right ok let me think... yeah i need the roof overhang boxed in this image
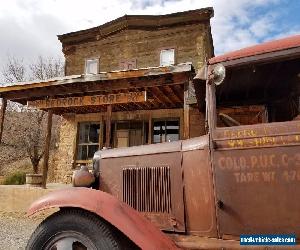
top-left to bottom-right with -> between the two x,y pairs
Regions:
209,34 -> 300,68
0,63 -> 193,114
58,8 -> 214,45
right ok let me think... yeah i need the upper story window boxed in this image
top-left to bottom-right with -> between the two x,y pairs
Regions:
119,59 -> 137,70
160,49 -> 175,66
85,58 -> 99,74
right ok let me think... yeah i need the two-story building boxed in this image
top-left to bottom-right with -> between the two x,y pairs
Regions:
0,8 -> 214,183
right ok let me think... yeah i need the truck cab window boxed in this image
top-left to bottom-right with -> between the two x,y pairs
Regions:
215,57 -> 300,127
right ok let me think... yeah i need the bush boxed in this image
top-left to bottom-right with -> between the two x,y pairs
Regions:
3,171 -> 26,185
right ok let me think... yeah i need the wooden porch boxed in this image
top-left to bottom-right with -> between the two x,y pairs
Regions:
0,63 -> 196,185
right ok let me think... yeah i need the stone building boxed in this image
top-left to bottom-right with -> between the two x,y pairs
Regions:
0,8 -> 214,183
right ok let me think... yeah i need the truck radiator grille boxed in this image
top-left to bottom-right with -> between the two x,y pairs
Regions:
122,166 -> 172,213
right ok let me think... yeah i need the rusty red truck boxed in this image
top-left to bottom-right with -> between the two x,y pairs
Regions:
26,35 -> 300,249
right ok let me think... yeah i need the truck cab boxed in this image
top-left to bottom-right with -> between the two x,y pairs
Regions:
27,34 -> 300,249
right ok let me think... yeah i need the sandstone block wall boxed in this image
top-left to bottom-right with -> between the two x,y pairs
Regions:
64,24 -> 212,75
190,107 -> 206,137
51,114 -> 77,183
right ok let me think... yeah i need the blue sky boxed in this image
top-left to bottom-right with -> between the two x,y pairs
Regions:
0,0 -> 299,73
244,1 -> 300,41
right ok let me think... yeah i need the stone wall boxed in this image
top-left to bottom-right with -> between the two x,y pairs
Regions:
65,24 -> 212,75
189,107 -> 206,138
51,114 -> 77,183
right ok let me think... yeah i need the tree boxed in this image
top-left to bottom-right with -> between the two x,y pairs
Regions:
29,56 -> 64,80
1,55 -> 64,174
2,56 -> 26,83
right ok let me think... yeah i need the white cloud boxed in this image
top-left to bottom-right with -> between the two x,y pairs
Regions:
0,0 -> 298,79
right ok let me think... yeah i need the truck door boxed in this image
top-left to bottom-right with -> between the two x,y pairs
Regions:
209,57 -> 300,238
213,122 -> 300,237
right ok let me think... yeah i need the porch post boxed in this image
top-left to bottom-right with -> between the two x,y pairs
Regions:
183,81 -> 190,139
42,110 -> 53,189
148,113 -> 152,144
99,115 -> 104,150
105,105 -> 112,148
0,98 -> 7,144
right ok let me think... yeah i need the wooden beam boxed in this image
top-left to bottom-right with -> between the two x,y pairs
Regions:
183,82 -> 190,139
142,87 -> 159,109
163,85 -> 183,108
145,87 -> 167,109
147,98 -> 160,109
0,63 -> 192,94
165,85 -> 183,103
99,115 -> 104,150
28,91 -> 147,109
152,87 -> 176,108
105,105 -> 112,148
148,113 -> 152,144
123,88 -> 151,110
172,84 -> 184,102
0,98 -> 7,144
4,74 -> 189,102
42,110 -> 53,189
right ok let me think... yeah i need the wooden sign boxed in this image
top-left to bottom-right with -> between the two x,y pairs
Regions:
27,91 -> 147,109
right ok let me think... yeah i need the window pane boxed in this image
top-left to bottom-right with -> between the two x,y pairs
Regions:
117,122 -> 129,130
153,119 -> 179,143
78,123 -> 89,143
77,145 -> 87,160
86,59 -> 98,74
153,121 -> 165,143
130,121 -> 143,130
77,122 -> 101,160
160,49 -> 175,66
144,122 -> 149,144
89,124 -> 100,143
166,120 -> 179,142
88,145 -> 99,159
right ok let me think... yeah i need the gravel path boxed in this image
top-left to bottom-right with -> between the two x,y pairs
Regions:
0,212 -> 43,250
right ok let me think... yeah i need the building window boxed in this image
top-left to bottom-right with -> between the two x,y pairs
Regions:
153,119 -> 180,143
77,122 -> 100,160
160,49 -> 175,66
119,59 -> 137,70
113,121 -> 148,148
85,58 -> 99,74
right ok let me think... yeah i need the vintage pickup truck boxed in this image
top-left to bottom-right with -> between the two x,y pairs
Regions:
26,35 -> 300,249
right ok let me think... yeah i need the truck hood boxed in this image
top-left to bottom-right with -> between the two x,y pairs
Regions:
95,135 -> 208,159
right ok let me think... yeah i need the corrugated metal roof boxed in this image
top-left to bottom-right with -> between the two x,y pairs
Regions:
0,75 -> 82,88
0,63 -> 192,93
209,34 -> 300,65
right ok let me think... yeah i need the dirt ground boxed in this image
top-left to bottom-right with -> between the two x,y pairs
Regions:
0,212 -> 43,250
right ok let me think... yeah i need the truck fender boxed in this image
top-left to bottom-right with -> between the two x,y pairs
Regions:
28,187 -> 178,250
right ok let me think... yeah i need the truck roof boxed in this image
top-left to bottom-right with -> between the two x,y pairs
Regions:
209,34 -> 300,65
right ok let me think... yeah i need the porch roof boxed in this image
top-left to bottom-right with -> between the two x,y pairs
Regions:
209,34 -> 300,66
0,63 -> 193,114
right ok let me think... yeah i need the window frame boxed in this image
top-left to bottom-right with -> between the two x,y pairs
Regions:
152,118 -> 180,144
76,122 -> 101,161
159,48 -> 176,67
85,57 -> 100,75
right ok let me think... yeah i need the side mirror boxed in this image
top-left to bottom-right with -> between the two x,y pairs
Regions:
211,63 -> 226,86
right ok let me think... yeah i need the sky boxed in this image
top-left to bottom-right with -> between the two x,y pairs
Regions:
0,0 -> 299,77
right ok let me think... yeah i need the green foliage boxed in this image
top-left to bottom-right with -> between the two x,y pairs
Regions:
3,171 -> 26,185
